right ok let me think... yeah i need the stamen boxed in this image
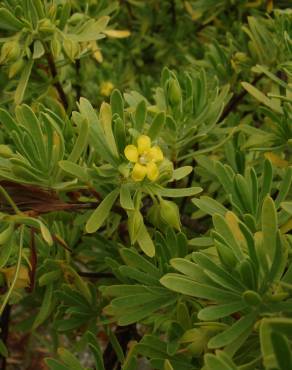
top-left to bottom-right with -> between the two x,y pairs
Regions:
139,155 -> 148,165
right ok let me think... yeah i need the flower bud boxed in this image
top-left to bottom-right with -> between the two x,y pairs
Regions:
158,159 -> 174,182
51,38 -> 61,59
147,203 -> 162,228
180,328 -> 207,356
68,13 -> 85,25
160,199 -> 181,231
0,40 -> 20,64
242,290 -> 262,307
63,38 -> 80,61
168,78 -> 182,106
38,18 -> 55,34
0,144 -> 13,158
8,59 -> 24,78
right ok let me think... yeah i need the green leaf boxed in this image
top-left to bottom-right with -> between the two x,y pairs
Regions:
281,201 -> 292,215
136,222 -> 155,257
253,64 -> 292,93
120,184 -> 134,210
0,224 -> 13,245
86,189 -> 119,233
164,360 -> 174,370
198,301 -> 246,321
192,252 -> 245,292
45,358 -> 70,370
213,214 -> 244,261
275,167 -> 292,208
0,237 -> 14,269
192,196 -> 227,216
57,348 -> 84,370
78,98 -> 117,165
172,166 -> 192,181
156,186 -> 202,198
189,236 -> 213,249
67,118 -> 89,163
58,161 -> 88,182
100,102 -> 119,157
11,216 -> 53,245
120,248 -> 161,277
127,209 -> 143,244
260,159 -> 273,202
205,353 -> 236,370
170,258 -> 207,281
107,329 -> 125,362
134,99 -> 147,132
33,284 -> 54,329
39,270 -> 61,286
33,40 -> 45,59
262,196 -> 277,266
241,82 -> 283,114
70,17 -> 109,42
111,89 -> 124,121
271,332 -> 292,370
208,313 -> 255,349
59,2 -> 71,30
0,8 -> 23,31
87,331 -> 105,370
148,112 -> 165,139
160,274 -> 240,302
14,59 -> 34,105
15,104 -> 46,162
118,296 -> 174,325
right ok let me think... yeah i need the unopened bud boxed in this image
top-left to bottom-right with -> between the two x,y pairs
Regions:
168,78 -> 182,106
0,41 -> 20,64
160,199 -> 181,230
0,144 -> 13,158
8,58 -> 24,78
51,38 -> 61,59
63,38 -> 80,61
38,18 -> 55,34
242,290 -> 262,306
147,203 -> 161,228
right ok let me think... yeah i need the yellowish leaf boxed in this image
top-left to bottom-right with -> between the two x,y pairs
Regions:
264,152 -> 289,168
225,211 -> 245,243
104,30 -> 131,38
280,218 -> 292,234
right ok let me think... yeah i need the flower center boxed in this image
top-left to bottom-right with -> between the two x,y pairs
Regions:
139,153 -> 149,165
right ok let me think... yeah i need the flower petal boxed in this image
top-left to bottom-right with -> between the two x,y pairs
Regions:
148,146 -> 164,162
137,135 -> 151,154
132,163 -> 147,181
146,162 -> 159,181
124,145 -> 138,162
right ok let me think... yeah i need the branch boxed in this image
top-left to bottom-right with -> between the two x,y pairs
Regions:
77,271 -> 114,279
28,229 -> 37,293
0,305 -> 10,370
220,73 -> 264,121
45,49 -> 68,110
181,214 -> 209,234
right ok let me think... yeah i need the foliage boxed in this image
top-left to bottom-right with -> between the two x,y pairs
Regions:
0,0 -> 291,369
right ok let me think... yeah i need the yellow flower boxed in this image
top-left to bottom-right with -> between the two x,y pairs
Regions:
100,81 -> 114,97
124,135 -> 164,182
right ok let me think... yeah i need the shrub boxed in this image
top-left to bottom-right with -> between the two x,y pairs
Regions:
0,1 -> 291,369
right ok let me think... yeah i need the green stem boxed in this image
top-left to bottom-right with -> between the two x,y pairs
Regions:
0,225 -> 24,316
0,185 -> 21,215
